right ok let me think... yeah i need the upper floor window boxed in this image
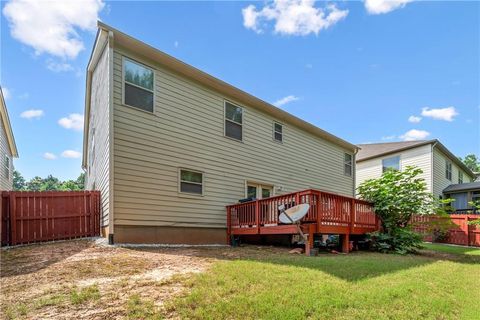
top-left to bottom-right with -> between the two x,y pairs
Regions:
445,160 -> 452,181
179,169 -> 204,195
458,171 -> 463,184
123,58 -> 154,112
4,155 -> 10,180
344,153 -> 352,177
224,101 -> 243,141
273,122 -> 283,142
382,156 -> 400,173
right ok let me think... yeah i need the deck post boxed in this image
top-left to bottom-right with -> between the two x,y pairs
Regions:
316,191 -> 321,233
255,200 -> 260,234
305,224 -> 315,256
341,233 -> 350,253
227,206 -> 231,245
350,198 -> 355,234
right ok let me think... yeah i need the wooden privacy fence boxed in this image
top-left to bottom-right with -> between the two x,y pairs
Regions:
411,214 -> 480,247
1,191 -> 100,246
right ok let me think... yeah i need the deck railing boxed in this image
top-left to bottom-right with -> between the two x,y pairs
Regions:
226,189 -> 377,235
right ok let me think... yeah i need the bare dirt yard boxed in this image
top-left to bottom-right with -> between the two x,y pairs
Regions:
0,239 -> 267,319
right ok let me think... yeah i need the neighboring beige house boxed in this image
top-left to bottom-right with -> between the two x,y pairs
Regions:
356,140 -> 476,210
0,87 -> 19,190
82,22 -> 359,245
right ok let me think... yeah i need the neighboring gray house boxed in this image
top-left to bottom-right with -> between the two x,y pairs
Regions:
82,22 -> 359,245
356,140 -> 476,211
0,86 -> 18,190
443,182 -> 480,213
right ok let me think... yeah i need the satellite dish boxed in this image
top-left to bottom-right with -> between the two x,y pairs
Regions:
279,204 -> 310,224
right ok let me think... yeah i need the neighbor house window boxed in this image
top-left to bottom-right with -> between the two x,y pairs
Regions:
344,153 -> 352,177
179,169 -> 204,195
123,58 -> 154,112
4,155 -> 10,180
224,101 -> 243,141
458,171 -> 463,184
273,122 -> 283,142
382,156 -> 400,172
445,160 -> 452,181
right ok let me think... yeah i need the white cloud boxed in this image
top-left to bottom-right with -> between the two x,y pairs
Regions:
20,109 -> 44,119
399,129 -> 430,141
381,135 -> 395,141
58,113 -> 84,131
274,95 -> 300,107
421,106 -> 458,122
61,150 -> 81,159
46,59 -> 74,72
2,87 -> 11,100
174,41 -> 179,48
242,0 -> 348,36
3,0 -> 104,59
364,0 -> 413,15
43,152 -> 57,160
408,115 -> 422,123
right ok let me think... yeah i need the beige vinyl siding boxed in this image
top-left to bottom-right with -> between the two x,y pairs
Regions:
432,147 -> 472,198
86,43 -> 110,226
356,144 -> 432,193
0,116 -> 13,190
112,47 -> 354,229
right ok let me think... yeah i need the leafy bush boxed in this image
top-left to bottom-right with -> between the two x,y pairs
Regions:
358,166 -> 434,254
367,229 -> 423,254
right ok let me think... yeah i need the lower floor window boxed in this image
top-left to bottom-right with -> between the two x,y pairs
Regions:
179,169 -> 204,195
246,183 -> 273,199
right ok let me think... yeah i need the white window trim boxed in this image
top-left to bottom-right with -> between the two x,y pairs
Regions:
224,100 -> 244,142
244,180 -> 275,199
458,171 -> 463,184
344,153 -> 353,177
4,155 -> 10,181
273,121 -> 283,143
382,155 -> 400,172
122,56 -> 156,113
445,160 -> 452,181
178,168 -> 205,197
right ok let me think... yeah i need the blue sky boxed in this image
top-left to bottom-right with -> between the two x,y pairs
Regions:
1,0 -> 479,181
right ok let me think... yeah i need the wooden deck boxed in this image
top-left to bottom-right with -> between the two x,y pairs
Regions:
226,189 -> 379,254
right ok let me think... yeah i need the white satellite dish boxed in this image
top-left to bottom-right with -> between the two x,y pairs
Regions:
278,204 -> 311,245
279,204 -> 310,224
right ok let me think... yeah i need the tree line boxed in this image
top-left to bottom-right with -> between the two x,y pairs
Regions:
13,171 -> 85,191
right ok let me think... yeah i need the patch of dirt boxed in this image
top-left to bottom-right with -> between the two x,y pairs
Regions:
0,239 -> 291,319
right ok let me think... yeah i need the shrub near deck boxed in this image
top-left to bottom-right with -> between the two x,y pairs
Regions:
168,249 -> 480,320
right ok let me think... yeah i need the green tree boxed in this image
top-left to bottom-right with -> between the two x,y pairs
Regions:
76,172 -> 85,190
459,154 -> 480,173
26,176 -> 44,191
13,170 -> 26,191
357,166 -> 433,254
40,175 -> 61,191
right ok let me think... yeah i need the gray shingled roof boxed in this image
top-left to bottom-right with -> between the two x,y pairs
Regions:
357,140 -> 432,161
443,182 -> 480,193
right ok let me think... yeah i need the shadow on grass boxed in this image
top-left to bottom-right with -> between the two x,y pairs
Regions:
126,242 -> 479,282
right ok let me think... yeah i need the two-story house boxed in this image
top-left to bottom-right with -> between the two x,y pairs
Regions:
0,87 -> 18,190
356,140 -> 477,211
82,22 -> 359,245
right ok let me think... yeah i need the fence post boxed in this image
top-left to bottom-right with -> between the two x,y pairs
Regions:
10,192 -> 16,246
465,215 -> 469,246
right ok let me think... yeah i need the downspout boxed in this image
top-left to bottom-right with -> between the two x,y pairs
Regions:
353,147 -> 359,197
431,141 -> 438,197
108,30 -> 115,245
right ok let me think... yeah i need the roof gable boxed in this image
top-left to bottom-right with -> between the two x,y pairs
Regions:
90,21 -> 357,154
0,87 -> 18,157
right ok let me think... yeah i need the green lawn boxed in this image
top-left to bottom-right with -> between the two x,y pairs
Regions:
422,242 -> 480,256
168,245 -> 480,320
